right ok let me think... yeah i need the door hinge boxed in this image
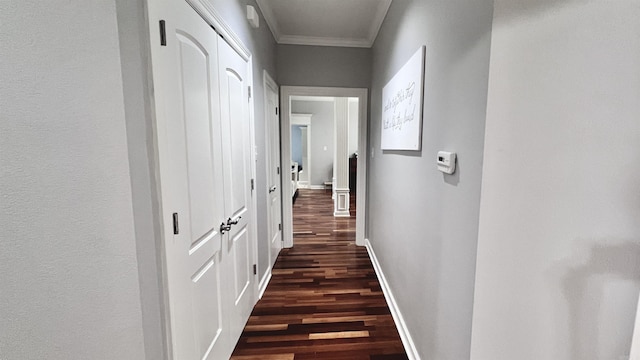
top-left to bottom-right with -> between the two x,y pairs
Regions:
276,166 -> 280,175
172,212 -> 179,234
278,223 -> 282,231
159,20 -> 167,46
253,264 -> 257,275
248,86 -> 252,100
251,178 -> 255,191
275,107 -> 278,115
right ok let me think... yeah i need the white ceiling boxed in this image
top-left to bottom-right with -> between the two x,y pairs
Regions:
255,0 -> 392,48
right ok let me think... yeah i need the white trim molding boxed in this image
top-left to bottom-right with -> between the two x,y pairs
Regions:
278,35 -> 372,48
367,0 -> 393,47
365,239 -> 420,360
333,188 -> 351,217
291,113 -> 312,125
281,86 -> 368,248
186,0 -> 251,60
255,0 -> 392,48
254,0 -> 281,42
258,269 -> 272,300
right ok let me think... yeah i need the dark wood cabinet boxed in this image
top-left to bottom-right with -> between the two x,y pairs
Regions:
349,157 -> 357,193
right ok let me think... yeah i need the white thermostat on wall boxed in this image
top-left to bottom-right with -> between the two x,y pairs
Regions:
437,151 -> 456,174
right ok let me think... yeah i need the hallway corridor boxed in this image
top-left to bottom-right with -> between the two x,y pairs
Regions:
231,189 -> 407,359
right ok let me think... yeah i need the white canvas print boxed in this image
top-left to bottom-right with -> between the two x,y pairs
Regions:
381,46 -> 425,150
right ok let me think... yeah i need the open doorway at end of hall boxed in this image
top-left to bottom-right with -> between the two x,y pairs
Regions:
280,86 -> 368,249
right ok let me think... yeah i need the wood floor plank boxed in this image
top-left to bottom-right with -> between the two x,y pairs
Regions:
308,330 -> 370,340
231,189 -> 408,359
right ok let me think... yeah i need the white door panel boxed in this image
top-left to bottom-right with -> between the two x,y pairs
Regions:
148,0 -> 256,359
231,225 -> 251,303
190,256 -> 223,359
223,70 -> 250,219
218,37 -> 256,344
266,82 -> 282,266
160,10 -> 228,360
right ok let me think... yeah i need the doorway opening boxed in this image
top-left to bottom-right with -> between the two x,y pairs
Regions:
280,86 -> 368,248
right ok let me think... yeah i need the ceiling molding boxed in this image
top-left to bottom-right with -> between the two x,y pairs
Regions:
279,35 -> 371,48
367,0 -> 392,46
255,0 -> 282,42
254,0 -> 392,48
186,0 -> 251,60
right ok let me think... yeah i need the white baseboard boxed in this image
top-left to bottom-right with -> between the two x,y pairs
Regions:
364,238 -> 420,360
309,185 -> 325,190
258,269 -> 272,299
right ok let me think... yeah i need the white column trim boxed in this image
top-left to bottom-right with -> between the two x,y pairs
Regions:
333,98 -> 350,217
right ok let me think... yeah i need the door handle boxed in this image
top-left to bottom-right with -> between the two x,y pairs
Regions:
227,216 -> 241,226
220,222 -> 231,235
269,185 -> 277,193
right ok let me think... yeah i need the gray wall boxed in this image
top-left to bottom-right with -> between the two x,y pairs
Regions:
470,1 -> 640,359
207,0 -> 278,284
0,1 -> 146,358
367,0 -> 493,359
278,45 -> 371,88
292,100 -> 335,186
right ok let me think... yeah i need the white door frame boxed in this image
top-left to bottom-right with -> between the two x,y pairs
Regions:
290,113 -> 312,188
149,1 -> 258,357
261,69 -> 280,297
300,125 -> 311,188
281,86 -> 368,248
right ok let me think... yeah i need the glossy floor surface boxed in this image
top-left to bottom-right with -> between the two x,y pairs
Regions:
231,189 -> 408,359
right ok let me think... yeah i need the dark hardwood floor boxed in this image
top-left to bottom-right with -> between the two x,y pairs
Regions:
231,189 -> 408,360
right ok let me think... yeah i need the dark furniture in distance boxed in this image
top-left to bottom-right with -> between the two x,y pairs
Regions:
349,156 -> 357,193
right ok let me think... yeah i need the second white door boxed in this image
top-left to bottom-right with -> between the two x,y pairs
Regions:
265,77 -> 282,267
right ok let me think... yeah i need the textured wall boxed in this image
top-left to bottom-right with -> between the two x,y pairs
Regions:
367,0 -> 493,358
0,1 -> 146,358
471,1 -> 640,359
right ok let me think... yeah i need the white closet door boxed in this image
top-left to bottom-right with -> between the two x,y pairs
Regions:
148,0 -> 237,359
217,38 -> 257,342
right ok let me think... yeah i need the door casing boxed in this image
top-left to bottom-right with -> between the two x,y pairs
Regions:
280,86 -> 369,248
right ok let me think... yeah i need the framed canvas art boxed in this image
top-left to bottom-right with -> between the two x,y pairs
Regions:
381,46 -> 425,151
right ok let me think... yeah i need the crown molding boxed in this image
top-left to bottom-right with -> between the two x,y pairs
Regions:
368,0 -> 392,46
254,0 -> 393,48
186,0 -> 251,60
255,0 -> 281,42
278,35 -> 371,48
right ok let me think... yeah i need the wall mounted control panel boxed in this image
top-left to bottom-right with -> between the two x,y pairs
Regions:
437,151 -> 456,174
